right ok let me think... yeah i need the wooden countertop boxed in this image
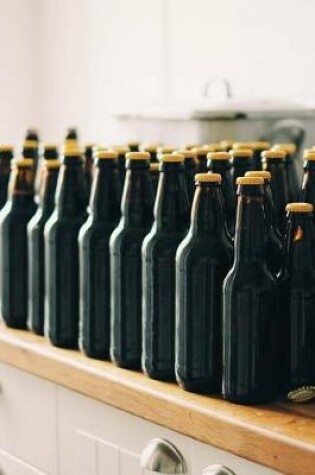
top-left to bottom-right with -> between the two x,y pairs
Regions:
0,324 -> 314,474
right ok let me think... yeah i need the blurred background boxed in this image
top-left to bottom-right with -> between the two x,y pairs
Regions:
2,0 -> 315,143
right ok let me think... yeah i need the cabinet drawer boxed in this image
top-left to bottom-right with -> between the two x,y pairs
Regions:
0,363 -> 57,474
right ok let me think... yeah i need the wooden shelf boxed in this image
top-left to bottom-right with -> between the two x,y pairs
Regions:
0,323 -> 314,474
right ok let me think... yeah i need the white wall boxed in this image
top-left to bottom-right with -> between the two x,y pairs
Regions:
1,0 -> 315,144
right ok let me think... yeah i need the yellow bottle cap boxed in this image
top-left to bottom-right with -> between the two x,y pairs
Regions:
97,150 -> 119,159
161,153 -> 184,163
195,173 -> 221,183
126,151 -> 150,160
207,152 -> 230,161
127,140 -> 140,147
0,144 -> 13,152
44,143 -> 58,150
44,159 -> 61,169
157,146 -> 176,154
23,140 -> 38,149
272,143 -> 296,155
63,145 -> 83,157
233,142 -> 255,150
261,150 -> 286,160
245,170 -> 271,180
150,163 -> 159,172
251,141 -> 271,150
173,150 -> 197,159
285,202 -> 313,213
13,158 -> 34,168
303,150 -> 315,161
229,149 -> 253,158
140,143 -> 161,153
236,176 -> 264,185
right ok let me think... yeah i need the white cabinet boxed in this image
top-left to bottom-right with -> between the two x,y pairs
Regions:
0,449 -> 46,475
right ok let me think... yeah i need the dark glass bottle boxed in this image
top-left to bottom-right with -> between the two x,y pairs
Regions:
220,140 -> 234,152
65,127 -> 78,141
23,140 -> 39,178
84,144 -> 94,196
278,203 -> 315,392
45,146 -> 88,348
177,150 -> 198,204
142,153 -> 190,381
141,144 -> 159,163
207,151 -> 235,236
230,148 -> 254,190
0,145 -> 14,209
176,173 -> 233,393
262,150 -> 289,234
25,129 -> 39,143
110,151 -> 154,369
272,143 -> 300,203
128,141 -> 140,152
222,176 -> 279,405
112,146 -> 130,185
79,151 -> 121,359
157,146 -> 176,162
150,163 -> 159,198
193,147 -> 210,173
245,170 -> 283,276
35,144 -> 59,197
27,159 -> 60,335
301,150 -> 315,207
251,141 -> 270,170
0,158 -> 37,328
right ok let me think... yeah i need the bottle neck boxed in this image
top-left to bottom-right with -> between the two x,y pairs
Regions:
283,213 -> 314,273
0,153 -> 13,176
264,180 -> 277,231
154,162 -> 190,232
121,160 -> 153,227
208,159 -> 231,174
39,168 -> 59,216
190,183 -> 228,237
90,160 -> 121,223
234,186 -> 266,266
9,166 -> 35,207
55,157 -> 88,219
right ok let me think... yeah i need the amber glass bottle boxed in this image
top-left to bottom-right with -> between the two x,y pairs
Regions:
272,143 -> 300,203
230,148 -> 254,190
0,145 -> 14,209
84,144 -> 95,196
222,176 -> 279,404
28,159 -> 60,335
142,153 -> 190,381
79,150 -> 121,359
278,203 -> 315,392
301,150 -> 315,207
176,173 -> 233,393
245,170 -> 283,275
175,150 -> 198,204
45,145 -> 88,348
110,152 -> 154,369
262,150 -> 289,234
207,151 -> 235,236
251,141 -> 270,170
0,158 -> 37,328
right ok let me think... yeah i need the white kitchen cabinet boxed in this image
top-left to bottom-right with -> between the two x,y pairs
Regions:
0,449 -> 46,475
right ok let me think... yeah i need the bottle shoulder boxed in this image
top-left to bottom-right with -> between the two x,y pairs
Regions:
224,263 -> 276,292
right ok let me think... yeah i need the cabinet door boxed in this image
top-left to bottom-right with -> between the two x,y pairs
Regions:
0,363 -> 57,475
0,448 -> 46,475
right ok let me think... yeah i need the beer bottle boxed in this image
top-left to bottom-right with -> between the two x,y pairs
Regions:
222,176 -> 279,404
193,146 -> 213,173
272,143 -> 300,202
110,151 -> 154,369
65,127 -> 78,141
0,158 -> 37,329
246,170 -> 283,275
0,145 -> 14,209
27,159 -> 60,335
230,148 -> 254,190
142,153 -> 190,381
262,150 -> 289,234
278,203 -> 315,393
175,173 -> 233,393
150,163 -> 159,198
207,151 -> 235,236
35,144 -> 59,197
111,145 -> 130,185
251,141 -> 271,170
175,149 -> 198,204
45,145 -> 88,348
128,141 -> 140,152
25,128 -> 39,143
157,146 -> 176,162
84,144 -> 94,195
140,144 -> 159,163
79,150 -> 121,359
301,150 -> 315,207
22,139 -> 39,177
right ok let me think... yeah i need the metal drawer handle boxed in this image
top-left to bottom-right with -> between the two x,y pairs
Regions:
202,465 -> 236,475
140,438 -> 188,474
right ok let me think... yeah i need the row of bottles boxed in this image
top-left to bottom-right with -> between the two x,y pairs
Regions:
0,132 -> 314,406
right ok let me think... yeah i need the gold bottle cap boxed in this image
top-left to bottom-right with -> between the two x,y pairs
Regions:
236,176 -> 264,185
161,153 -> 184,163
126,151 -> 150,161
111,145 -> 130,154
0,144 -> 13,152
174,150 -> 197,159
207,151 -> 230,161
13,158 -> 34,168
97,150 -> 118,159
127,140 -> 140,147
192,146 -> 208,156
229,149 -> 253,158
287,386 -> 315,403
140,143 -> 161,153
272,143 -> 296,155
261,150 -> 286,160
303,150 -> 315,161
44,143 -> 58,150
44,159 -> 61,169
245,170 -> 271,180
63,145 -> 83,157
251,141 -> 271,150
157,146 -> 176,154
195,173 -> 221,183
220,140 -> 234,149
150,163 -> 159,172
23,140 -> 38,149
232,142 -> 255,150
285,202 -> 313,213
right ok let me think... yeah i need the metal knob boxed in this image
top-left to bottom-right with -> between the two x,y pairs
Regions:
202,465 -> 236,475
140,438 -> 188,474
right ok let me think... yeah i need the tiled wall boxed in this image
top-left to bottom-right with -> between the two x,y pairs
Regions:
2,0 -> 315,143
